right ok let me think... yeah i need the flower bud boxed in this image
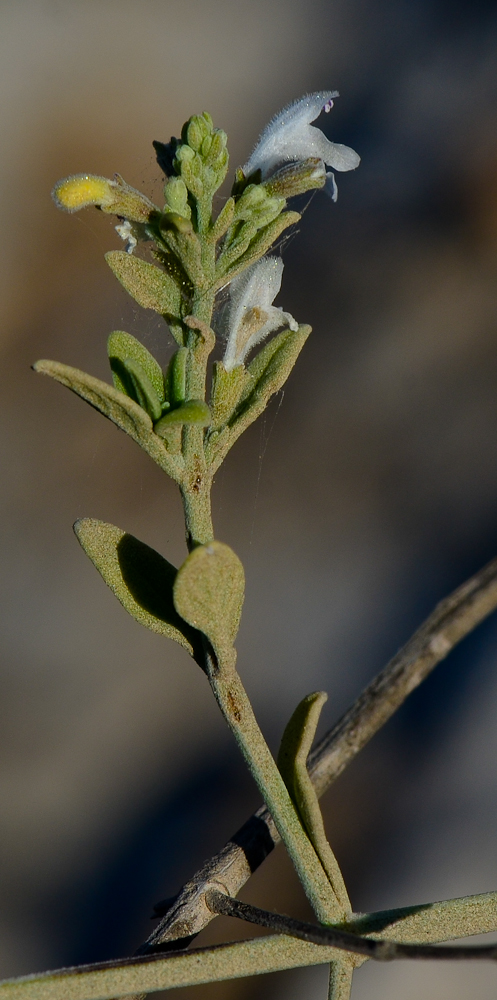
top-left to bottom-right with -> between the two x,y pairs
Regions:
164,177 -> 191,219
263,157 -> 327,198
52,173 -> 158,223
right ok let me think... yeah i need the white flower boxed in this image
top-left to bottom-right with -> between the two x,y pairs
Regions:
221,257 -> 298,372
243,92 -> 360,202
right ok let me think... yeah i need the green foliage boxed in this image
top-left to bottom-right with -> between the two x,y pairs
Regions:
215,210 -> 301,286
206,325 -> 311,471
173,541 -> 245,660
209,361 -> 250,431
105,251 -> 182,318
107,330 -> 164,400
37,103 -> 368,1000
262,157 -> 327,198
74,519 -> 204,662
164,347 -> 188,407
278,692 -> 350,912
34,358 -> 154,439
32,359 -> 184,482
173,112 -> 229,212
154,399 -> 211,434
117,358 -> 163,422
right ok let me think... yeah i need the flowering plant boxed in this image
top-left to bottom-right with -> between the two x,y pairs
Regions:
3,92 -> 497,1000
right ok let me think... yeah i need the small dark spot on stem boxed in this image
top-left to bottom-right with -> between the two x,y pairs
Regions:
192,475 -> 202,493
228,690 -> 242,722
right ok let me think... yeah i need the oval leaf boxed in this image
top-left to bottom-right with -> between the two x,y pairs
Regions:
173,541 -> 245,654
74,518 -> 203,663
107,330 -> 164,400
105,251 -> 181,317
120,358 -> 163,422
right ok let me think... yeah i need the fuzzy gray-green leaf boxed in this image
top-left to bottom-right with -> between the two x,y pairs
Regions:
206,326 -> 310,472
117,359 -> 163,421
215,211 -> 300,287
154,399 -> 211,434
74,518 -> 203,661
278,691 -> 350,912
33,358 -> 184,482
33,358 -> 154,439
107,330 -> 164,399
105,250 -> 181,317
173,541 -> 245,656
209,361 -> 250,431
164,347 -> 188,407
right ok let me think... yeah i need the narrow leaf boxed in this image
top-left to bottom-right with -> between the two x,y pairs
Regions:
206,326 -> 310,472
107,330 -> 164,400
173,541 -> 245,657
105,250 -> 181,317
209,361 -> 250,431
235,324 -> 310,423
278,692 -> 349,912
74,519 -> 203,662
215,211 -> 301,287
33,359 -> 153,439
164,347 -> 188,407
119,359 -> 163,421
210,196 -> 235,242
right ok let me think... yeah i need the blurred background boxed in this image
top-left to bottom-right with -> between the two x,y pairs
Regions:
1,1 -> 497,997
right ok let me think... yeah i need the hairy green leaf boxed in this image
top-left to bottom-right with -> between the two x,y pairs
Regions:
118,359 -> 163,421
164,347 -> 188,407
33,358 -> 153,438
209,362 -> 250,431
173,541 -> 244,657
105,251 -> 181,317
215,211 -> 300,287
107,330 -> 164,399
74,519 -> 203,662
278,692 -> 349,912
33,359 -> 183,482
206,326 -> 310,472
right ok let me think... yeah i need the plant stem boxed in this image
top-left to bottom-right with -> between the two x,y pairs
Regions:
328,960 -> 354,1000
178,235 -> 346,920
205,890 -> 497,962
205,653 -> 346,924
180,475 -> 214,549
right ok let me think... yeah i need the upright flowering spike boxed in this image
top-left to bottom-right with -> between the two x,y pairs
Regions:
221,257 -> 298,372
242,92 -> 360,202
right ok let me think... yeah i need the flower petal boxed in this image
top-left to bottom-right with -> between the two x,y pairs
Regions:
243,89 -> 358,182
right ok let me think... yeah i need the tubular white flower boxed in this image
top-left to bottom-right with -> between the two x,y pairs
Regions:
221,257 -> 298,372
243,92 -> 360,202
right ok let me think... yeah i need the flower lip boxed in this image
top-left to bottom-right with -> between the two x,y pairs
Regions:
242,91 -> 360,182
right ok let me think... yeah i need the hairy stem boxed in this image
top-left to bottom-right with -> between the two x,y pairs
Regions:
205,890 -> 497,962
206,653 -> 346,924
